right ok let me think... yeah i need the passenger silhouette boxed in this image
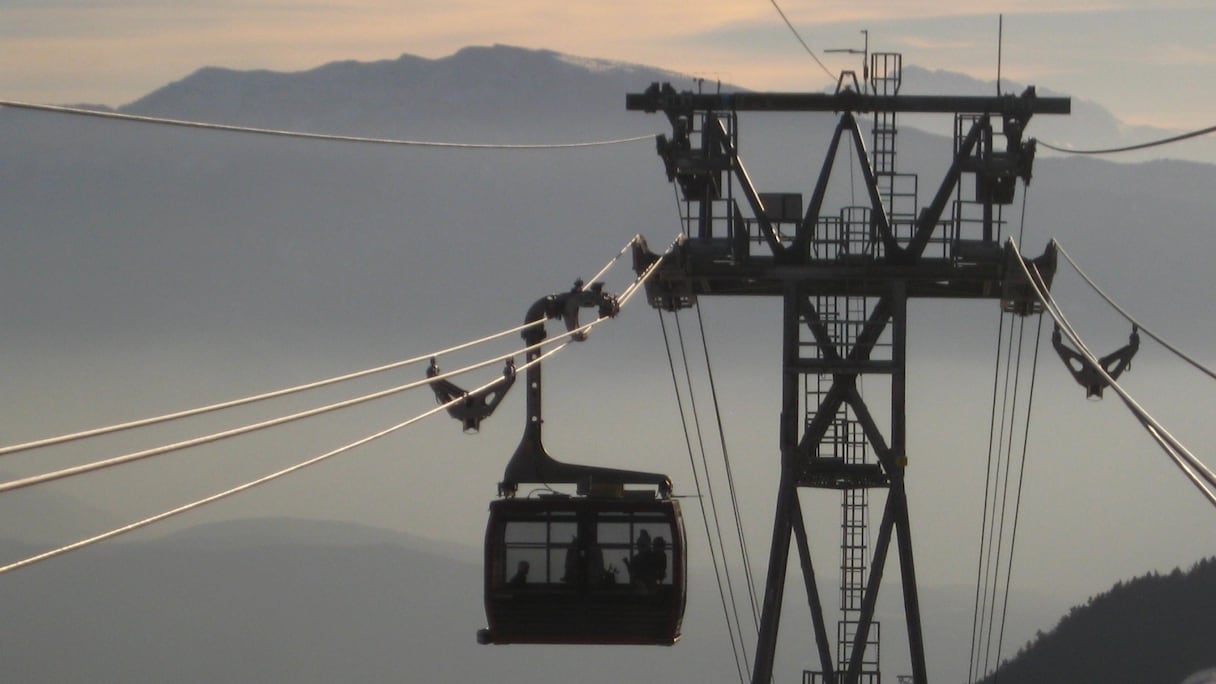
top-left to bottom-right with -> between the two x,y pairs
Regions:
508,560 -> 530,587
623,530 -> 656,589
651,537 -> 668,583
586,543 -> 610,585
562,535 -> 580,583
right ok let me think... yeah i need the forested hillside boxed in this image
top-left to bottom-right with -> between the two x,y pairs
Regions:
984,558 -> 1216,684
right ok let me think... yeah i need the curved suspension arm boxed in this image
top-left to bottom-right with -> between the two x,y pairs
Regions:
1051,324 -> 1140,399
503,281 -> 672,497
426,358 -> 516,433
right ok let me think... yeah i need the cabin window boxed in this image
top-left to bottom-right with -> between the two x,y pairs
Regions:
598,513 -> 674,588
496,509 -> 674,589
501,515 -> 577,586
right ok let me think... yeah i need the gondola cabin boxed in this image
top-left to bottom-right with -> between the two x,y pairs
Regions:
480,494 -> 686,645
434,284 -> 687,645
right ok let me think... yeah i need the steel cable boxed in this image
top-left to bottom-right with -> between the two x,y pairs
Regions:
674,309 -> 754,666
0,342 -> 528,493
0,343 -> 570,575
1031,255 -> 1216,488
765,0 -> 836,81
992,314 -> 1045,680
0,236 -> 642,458
0,100 -> 655,149
0,240 -> 667,568
0,286 -> 634,495
967,307 -> 1007,684
983,312 -> 1030,677
1038,268 -> 1216,504
0,320 -> 540,457
1035,124 -> 1216,155
1010,238 -> 1216,506
988,191 -> 1043,681
1055,241 -> 1216,382
585,234 -> 641,287
658,310 -> 748,684
971,308 -> 1018,682
695,305 -> 763,629
618,235 -> 681,307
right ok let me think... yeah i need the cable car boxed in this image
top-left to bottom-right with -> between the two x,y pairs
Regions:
433,284 -> 687,646
482,493 -> 685,645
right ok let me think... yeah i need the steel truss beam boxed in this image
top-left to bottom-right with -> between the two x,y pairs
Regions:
627,83 -> 1071,116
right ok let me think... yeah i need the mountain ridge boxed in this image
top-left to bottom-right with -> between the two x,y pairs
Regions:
116,45 -> 693,140
89,44 -> 1216,164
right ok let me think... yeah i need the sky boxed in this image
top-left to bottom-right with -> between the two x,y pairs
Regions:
2,0 -> 1214,130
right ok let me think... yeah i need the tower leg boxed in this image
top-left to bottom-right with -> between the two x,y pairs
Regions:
751,478 -> 794,684
752,283 -> 808,684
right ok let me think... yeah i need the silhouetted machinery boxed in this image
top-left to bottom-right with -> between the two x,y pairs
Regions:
429,282 -> 686,646
1052,324 -> 1140,399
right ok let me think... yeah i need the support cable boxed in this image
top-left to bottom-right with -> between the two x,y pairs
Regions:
993,314 -> 1045,679
972,315 -> 1044,682
670,184 -> 687,228
1033,258 -> 1216,492
1035,124 -> 1216,155
0,343 -> 570,576
1040,271 -> 1216,505
585,234 -> 643,288
619,235 -> 682,306
696,305 -> 763,629
1055,242 -> 1216,382
983,312 -> 1029,677
658,310 -> 748,684
972,308 -> 1018,682
764,0 -> 836,81
0,235 -> 642,458
0,100 -> 655,150
1011,239 -> 1216,507
0,342 -> 524,493
675,310 -> 754,666
0,239 -> 667,569
0,294 -> 629,495
0,320 -> 539,457
987,190 -> 1043,681
967,309 -> 1007,684
972,190 -> 1038,682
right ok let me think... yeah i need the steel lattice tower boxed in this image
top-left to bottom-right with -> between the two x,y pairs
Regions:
628,55 -> 1068,683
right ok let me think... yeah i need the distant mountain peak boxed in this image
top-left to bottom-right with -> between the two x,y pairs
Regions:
118,44 -> 694,138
